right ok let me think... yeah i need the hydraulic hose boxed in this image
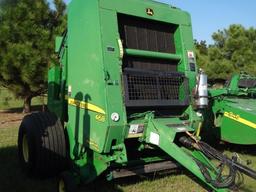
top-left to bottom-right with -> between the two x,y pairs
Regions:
198,141 -> 256,180
194,158 -> 236,188
179,136 -> 256,189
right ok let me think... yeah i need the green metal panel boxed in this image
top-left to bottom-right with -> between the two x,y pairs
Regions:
67,0 -> 108,154
205,73 -> 256,145
178,24 -> 198,90
99,0 -> 191,26
124,48 -> 182,60
144,117 -> 227,192
214,99 -> 256,144
98,8 -> 128,152
48,66 -> 64,118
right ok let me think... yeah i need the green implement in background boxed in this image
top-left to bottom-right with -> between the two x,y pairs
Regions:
203,72 -> 256,145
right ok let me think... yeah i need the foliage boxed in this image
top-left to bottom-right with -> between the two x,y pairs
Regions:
194,40 -> 208,70
0,0 -> 66,112
195,25 -> 256,81
0,88 -> 44,111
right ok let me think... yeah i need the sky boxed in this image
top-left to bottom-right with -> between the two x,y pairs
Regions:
60,0 -> 255,44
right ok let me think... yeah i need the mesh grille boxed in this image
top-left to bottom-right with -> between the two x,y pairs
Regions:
118,14 -> 176,53
123,69 -> 189,107
159,77 -> 181,100
127,75 -> 158,100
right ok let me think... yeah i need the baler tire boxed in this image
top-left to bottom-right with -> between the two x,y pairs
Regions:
18,112 -> 68,177
58,171 -> 78,192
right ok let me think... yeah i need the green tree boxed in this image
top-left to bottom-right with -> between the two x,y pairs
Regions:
0,0 -> 66,113
195,40 -> 208,55
194,40 -> 209,71
207,25 -> 256,80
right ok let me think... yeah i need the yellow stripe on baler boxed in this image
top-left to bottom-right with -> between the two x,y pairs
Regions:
224,112 -> 256,129
67,97 -> 105,115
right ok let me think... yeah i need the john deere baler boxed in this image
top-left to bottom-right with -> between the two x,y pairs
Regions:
17,1 -> 256,192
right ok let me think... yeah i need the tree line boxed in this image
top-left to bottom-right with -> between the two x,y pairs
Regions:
0,1 -> 255,112
195,25 -> 256,82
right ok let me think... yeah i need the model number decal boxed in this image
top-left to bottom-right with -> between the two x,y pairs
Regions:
95,114 -> 106,122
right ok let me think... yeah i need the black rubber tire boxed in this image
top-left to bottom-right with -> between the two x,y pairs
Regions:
58,171 -> 78,192
18,112 -> 68,177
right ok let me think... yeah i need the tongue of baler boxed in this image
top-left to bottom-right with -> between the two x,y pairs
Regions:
141,114 -> 256,192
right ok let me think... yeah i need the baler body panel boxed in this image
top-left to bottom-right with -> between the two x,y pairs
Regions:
67,0 -> 109,154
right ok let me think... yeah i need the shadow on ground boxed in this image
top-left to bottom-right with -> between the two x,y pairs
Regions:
0,145 -> 196,192
0,142 -> 255,192
0,146 -> 55,192
0,146 -> 123,192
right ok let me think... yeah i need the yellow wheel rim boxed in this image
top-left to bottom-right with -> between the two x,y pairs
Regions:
22,134 -> 29,163
59,179 -> 65,192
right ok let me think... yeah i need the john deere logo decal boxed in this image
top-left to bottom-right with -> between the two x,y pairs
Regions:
146,8 -> 154,16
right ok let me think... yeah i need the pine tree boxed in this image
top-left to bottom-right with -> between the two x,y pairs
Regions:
0,0 -> 66,113
208,25 -> 256,80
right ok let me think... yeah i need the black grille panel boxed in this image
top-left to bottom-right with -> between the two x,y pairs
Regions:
123,56 -> 178,72
159,77 -> 181,100
123,69 -> 189,107
127,75 -> 158,100
118,14 -> 188,111
118,14 -> 176,53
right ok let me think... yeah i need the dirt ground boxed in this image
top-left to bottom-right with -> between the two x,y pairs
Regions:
0,112 -> 24,129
